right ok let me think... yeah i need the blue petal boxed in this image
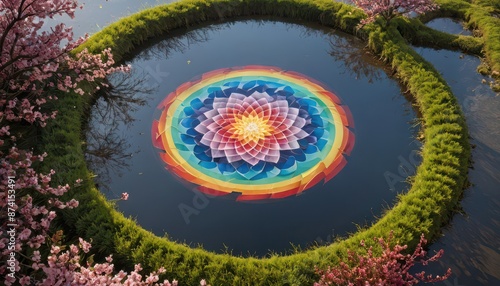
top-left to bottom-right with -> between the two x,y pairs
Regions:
312,128 -> 324,138
194,134 -> 203,144
283,86 -> 294,96
191,118 -> 200,127
298,109 -> 310,118
230,160 -> 245,169
194,150 -> 212,162
305,136 -> 318,144
304,145 -> 318,154
218,163 -> 235,174
242,80 -> 257,90
298,138 -> 309,148
185,128 -> 198,136
279,159 -> 297,175
265,88 -> 277,96
184,106 -> 195,116
281,156 -> 296,169
317,138 -> 328,150
298,97 -> 317,107
251,171 -> 268,180
263,162 -> 274,172
303,125 -> 316,135
291,148 -> 306,162
180,118 -> 194,128
311,115 -> 324,127
180,134 -> 195,145
237,163 -> 251,174
207,87 -> 222,94
307,105 -> 320,116
174,143 -> 189,151
203,98 -> 214,106
190,98 -> 204,110
222,87 -> 238,97
208,89 -> 223,98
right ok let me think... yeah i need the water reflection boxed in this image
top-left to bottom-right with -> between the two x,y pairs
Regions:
130,24 -> 228,62
425,17 -> 473,36
91,72 -> 151,124
328,34 -> 382,82
85,126 -> 135,190
85,72 -> 152,191
414,17 -> 500,284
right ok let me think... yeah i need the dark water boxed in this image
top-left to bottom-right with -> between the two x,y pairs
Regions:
425,17 -> 473,36
86,19 -> 418,256
409,19 -> 500,285
66,1 -> 499,283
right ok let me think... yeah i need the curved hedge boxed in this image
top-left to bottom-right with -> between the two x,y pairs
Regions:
422,0 -> 500,90
40,0 -> 478,284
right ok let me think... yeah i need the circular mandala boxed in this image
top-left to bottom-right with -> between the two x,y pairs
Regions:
152,66 -> 355,201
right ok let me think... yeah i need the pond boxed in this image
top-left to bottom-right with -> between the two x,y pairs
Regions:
86,19 -> 419,256
70,1 -> 499,284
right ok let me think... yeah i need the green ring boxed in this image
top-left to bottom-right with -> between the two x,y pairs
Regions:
44,0 -> 477,284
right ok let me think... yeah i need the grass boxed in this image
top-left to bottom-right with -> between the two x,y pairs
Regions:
422,0 -> 500,90
35,0 -> 489,284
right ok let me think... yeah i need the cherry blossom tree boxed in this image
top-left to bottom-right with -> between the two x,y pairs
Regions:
352,0 -> 439,28
0,0 -> 172,284
314,232 -> 451,285
0,145 -> 176,285
0,0 -> 130,128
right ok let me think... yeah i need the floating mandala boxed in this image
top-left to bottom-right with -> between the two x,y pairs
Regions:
152,66 -> 355,201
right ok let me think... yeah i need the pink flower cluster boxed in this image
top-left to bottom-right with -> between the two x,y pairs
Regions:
0,0 -> 130,127
352,0 -> 439,27
0,147 -> 80,285
33,239 -> 178,286
314,232 -> 451,285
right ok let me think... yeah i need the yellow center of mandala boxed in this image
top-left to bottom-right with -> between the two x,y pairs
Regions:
230,114 -> 274,143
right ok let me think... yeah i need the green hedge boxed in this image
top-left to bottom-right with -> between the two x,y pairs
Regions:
40,0 -> 480,284
422,0 -> 500,90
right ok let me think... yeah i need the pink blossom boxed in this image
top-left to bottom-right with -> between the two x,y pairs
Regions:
353,0 -> 439,27
121,192 -> 129,201
18,228 -> 31,240
79,238 -> 92,253
314,232 -> 451,285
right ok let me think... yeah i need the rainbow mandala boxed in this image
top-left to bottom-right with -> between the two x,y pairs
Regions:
152,66 -> 355,201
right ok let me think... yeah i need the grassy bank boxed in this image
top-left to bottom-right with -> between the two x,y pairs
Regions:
423,0 -> 500,90
40,0 -> 476,284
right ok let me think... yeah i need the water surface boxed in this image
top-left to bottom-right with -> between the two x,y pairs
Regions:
87,19 -> 418,256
